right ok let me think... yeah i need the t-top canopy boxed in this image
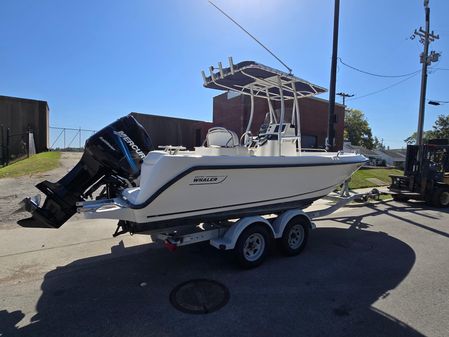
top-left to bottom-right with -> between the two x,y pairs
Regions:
202,60 -> 327,101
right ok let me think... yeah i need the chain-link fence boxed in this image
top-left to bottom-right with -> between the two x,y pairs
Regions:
0,126 -> 96,167
49,127 -> 96,151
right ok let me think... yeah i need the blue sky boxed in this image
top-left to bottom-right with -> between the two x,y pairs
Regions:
1,0 -> 448,148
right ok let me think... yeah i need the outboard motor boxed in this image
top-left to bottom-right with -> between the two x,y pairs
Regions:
18,115 -> 153,228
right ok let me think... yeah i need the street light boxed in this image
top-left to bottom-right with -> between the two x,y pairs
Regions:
428,100 -> 449,106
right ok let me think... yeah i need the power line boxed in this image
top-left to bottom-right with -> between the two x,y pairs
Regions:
336,92 -> 354,106
208,1 -> 293,74
348,72 -> 420,101
430,67 -> 449,71
338,58 -> 421,78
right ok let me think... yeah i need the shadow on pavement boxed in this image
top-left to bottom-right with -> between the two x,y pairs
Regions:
329,200 -> 449,239
1,227 -> 423,337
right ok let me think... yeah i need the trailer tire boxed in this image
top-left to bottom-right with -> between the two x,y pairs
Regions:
278,217 -> 309,256
432,187 -> 449,208
234,224 -> 271,269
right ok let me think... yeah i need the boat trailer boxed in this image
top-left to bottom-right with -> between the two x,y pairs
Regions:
123,182 -> 381,268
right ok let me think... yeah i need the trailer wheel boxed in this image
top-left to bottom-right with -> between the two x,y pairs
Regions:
234,224 -> 271,269
432,187 -> 449,208
278,217 -> 309,256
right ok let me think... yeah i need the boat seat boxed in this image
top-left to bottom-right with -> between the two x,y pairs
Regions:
206,127 -> 239,147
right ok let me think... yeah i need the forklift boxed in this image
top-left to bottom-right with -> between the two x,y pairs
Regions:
389,139 -> 449,208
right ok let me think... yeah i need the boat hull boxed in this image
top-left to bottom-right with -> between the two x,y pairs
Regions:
81,155 -> 365,225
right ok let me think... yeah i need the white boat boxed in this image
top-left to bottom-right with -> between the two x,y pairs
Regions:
19,59 -> 366,231
75,59 -> 367,229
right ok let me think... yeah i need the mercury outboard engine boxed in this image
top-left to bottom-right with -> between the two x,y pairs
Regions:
18,115 -> 153,228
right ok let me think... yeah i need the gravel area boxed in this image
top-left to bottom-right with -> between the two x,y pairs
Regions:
0,152 -> 82,229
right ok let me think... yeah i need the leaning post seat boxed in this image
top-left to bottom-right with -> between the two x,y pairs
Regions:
205,127 -> 239,147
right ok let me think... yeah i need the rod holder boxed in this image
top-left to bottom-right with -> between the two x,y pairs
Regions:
218,62 -> 224,78
228,56 -> 234,74
209,66 -> 216,81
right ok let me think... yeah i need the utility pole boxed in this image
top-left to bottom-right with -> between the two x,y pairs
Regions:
414,0 -> 439,153
326,0 -> 340,151
337,92 -> 354,107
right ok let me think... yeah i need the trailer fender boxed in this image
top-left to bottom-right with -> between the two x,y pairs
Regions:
210,216 -> 273,250
272,210 -> 313,239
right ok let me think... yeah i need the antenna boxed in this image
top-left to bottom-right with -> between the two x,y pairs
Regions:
208,1 -> 293,74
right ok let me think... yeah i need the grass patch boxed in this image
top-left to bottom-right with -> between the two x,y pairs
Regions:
349,168 -> 403,189
378,193 -> 393,201
0,151 -> 61,178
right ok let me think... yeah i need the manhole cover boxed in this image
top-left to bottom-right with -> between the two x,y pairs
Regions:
170,279 -> 230,314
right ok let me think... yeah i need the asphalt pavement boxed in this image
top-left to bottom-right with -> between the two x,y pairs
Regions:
1,200 -> 448,337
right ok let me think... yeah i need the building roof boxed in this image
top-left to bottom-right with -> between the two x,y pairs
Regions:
391,148 -> 407,155
0,95 -> 49,107
131,112 -> 212,124
344,144 -> 380,157
306,95 -> 346,108
379,149 -> 407,161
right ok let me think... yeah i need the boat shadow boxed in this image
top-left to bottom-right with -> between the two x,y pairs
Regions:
1,226 -> 422,337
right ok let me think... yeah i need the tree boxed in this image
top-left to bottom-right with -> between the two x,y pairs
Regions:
344,109 -> 375,149
432,114 -> 449,139
404,131 -> 434,145
404,114 -> 449,144
373,136 -> 385,150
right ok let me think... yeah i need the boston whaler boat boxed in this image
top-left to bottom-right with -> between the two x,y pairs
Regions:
20,59 -> 367,267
